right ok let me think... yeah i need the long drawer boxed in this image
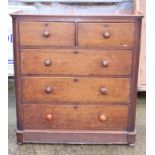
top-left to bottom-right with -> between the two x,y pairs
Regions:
23,104 -> 129,130
21,77 -> 131,103
19,22 -> 75,46
78,23 -> 135,47
21,49 -> 132,76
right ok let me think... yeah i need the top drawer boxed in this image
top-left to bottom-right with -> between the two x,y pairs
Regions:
19,22 -> 75,46
78,23 -> 135,48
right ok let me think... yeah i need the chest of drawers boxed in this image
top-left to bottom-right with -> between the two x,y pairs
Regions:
11,11 -> 143,145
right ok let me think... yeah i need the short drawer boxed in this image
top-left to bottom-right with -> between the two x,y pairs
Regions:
21,49 -> 132,76
23,104 -> 128,130
78,23 -> 135,47
19,22 -> 75,46
21,77 -> 131,103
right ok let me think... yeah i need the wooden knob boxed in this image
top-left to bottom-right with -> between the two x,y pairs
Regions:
43,31 -> 50,37
101,60 -> 109,67
46,113 -> 53,121
100,87 -> 108,95
74,51 -> 79,54
103,32 -> 111,39
99,114 -> 106,122
44,59 -> 52,66
45,86 -> 52,94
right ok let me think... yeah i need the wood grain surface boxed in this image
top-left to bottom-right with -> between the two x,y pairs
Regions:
11,11 -> 143,144
23,104 -> 128,130
21,49 -> 132,76
19,22 -> 75,46
21,77 -> 131,103
78,23 -> 135,47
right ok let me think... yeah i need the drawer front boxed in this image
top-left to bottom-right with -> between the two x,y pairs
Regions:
19,22 -> 75,46
23,104 -> 128,130
21,77 -> 131,103
21,49 -> 132,76
78,23 -> 135,47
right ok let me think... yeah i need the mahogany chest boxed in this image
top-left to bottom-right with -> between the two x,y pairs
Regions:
11,9 -> 143,145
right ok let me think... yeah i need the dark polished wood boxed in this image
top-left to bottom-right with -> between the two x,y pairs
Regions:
17,130 -> 133,144
11,9 -> 143,145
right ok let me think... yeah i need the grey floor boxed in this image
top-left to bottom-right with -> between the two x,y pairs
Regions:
8,79 -> 146,155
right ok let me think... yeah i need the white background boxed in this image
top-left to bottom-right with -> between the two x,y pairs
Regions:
0,1 -> 8,155
19,0 -> 124,2
0,0 -> 154,154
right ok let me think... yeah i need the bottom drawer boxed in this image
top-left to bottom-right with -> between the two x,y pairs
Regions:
23,104 -> 128,130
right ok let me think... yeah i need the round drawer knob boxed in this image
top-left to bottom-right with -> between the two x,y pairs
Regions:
44,59 -> 52,66
74,51 -> 79,54
46,113 -> 53,121
101,60 -> 109,67
45,86 -> 52,94
100,87 -> 108,95
99,114 -> 106,122
103,32 -> 111,39
43,31 -> 50,37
